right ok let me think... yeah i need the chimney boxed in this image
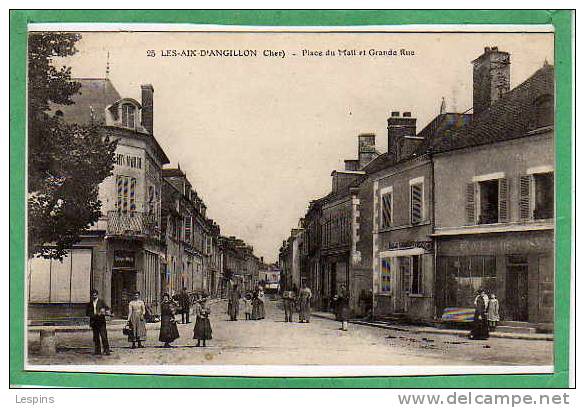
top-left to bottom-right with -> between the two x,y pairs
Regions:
387,111 -> 417,161
141,84 -> 154,135
472,47 -> 510,116
358,133 -> 377,168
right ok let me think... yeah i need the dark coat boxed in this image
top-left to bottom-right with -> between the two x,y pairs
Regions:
159,301 -> 180,343
86,299 -> 110,327
335,290 -> 351,321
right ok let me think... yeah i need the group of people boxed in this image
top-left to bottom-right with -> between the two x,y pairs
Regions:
227,283 -> 266,321
86,288 -> 214,356
282,283 -> 313,323
469,288 -> 500,340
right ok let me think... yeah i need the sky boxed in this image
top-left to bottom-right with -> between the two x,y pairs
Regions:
53,29 -> 554,263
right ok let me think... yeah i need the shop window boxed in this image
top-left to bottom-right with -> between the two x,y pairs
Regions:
442,255 -> 497,308
380,258 -> 392,293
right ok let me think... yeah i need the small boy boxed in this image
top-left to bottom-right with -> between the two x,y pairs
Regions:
243,293 -> 253,320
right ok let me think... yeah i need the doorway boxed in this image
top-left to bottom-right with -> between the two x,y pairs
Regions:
111,269 -> 137,318
506,256 -> 529,321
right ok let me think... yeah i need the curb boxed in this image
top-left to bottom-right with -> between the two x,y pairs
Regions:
311,312 -> 553,341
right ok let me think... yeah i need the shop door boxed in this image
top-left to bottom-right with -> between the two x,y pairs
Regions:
329,262 -> 337,311
111,269 -> 136,318
506,258 -> 529,321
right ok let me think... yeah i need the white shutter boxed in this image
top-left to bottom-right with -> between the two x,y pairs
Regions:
519,175 -> 532,220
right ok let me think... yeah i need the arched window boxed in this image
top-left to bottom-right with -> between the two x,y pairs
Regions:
121,103 -> 136,128
531,94 -> 554,130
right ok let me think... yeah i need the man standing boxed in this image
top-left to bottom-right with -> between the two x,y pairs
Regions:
179,287 -> 191,324
298,282 -> 312,323
86,289 -> 111,355
282,287 -> 296,323
227,282 -> 240,321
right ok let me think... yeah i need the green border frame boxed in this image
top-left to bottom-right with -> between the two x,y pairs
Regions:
9,9 -> 573,388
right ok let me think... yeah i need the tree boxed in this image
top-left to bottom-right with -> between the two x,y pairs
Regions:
28,33 -> 117,259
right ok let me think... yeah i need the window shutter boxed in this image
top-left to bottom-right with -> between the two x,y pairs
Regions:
498,178 -> 509,222
411,184 -> 423,224
519,175 -> 532,220
381,193 -> 392,227
465,183 -> 476,225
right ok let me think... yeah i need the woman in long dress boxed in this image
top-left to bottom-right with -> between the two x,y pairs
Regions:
256,287 -> 266,320
334,284 -> 350,330
128,291 -> 147,348
469,289 -> 490,340
159,293 -> 180,348
298,284 -> 312,323
193,297 -> 213,347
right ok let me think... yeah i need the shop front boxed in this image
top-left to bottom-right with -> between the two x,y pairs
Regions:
435,230 -> 554,330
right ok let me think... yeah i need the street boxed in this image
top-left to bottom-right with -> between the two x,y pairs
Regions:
28,297 -> 553,367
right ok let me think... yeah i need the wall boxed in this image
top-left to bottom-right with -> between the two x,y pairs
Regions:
434,132 -> 554,229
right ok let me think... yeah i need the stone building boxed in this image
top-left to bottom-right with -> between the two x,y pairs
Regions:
28,79 -> 169,319
432,56 -> 554,331
161,168 -> 214,297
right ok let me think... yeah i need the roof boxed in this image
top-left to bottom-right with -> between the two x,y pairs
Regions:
162,168 -> 186,178
51,78 -> 122,125
432,63 -> 554,152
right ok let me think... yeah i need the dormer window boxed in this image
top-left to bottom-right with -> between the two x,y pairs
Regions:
121,103 -> 136,129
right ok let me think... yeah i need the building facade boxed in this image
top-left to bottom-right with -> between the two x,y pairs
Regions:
28,80 -> 169,319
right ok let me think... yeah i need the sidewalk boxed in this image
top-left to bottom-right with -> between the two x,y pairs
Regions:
311,311 -> 553,341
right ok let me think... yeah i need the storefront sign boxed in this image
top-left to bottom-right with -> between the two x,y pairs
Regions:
113,251 -> 135,268
388,240 -> 432,252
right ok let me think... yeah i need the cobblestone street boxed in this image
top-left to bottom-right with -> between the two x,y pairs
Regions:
27,297 -> 553,367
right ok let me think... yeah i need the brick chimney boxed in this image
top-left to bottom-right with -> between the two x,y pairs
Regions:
358,133 -> 377,168
387,111 -> 417,161
472,47 -> 510,116
141,84 -> 154,135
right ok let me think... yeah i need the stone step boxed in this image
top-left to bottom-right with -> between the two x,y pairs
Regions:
500,320 -> 536,328
496,325 -> 537,334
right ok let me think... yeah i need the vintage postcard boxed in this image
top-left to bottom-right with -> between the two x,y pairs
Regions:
22,22 -> 559,378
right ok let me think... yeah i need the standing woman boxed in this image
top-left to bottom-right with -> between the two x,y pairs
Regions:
256,286 -> 266,320
469,289 -> 490,340
334,284 -> 350,331
193,296 -> 213,347
298,283 -> 312,323
159,293 -> 180,348
128,291 -> 147,349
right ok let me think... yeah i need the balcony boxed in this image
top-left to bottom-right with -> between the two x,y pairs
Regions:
106,211 -> 160,239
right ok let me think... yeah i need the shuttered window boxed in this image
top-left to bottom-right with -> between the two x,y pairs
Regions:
410,182 -> 424,224
116,175 -> 137,215
381,191 -> 393,228
519,175 -> 532,220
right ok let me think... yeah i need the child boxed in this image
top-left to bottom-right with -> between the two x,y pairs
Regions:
243,293 -> 253,320
193,296 -> 212,347
487,293 -> 500,332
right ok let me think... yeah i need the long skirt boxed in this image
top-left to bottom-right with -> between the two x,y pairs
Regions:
251,301 -> 265,320
469,317 -> 490,340
159,317 -> 180,343
193,316 -> 213,340
128,312 -> 147,342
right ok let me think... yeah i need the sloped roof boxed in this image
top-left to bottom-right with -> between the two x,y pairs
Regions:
51,78 -> 122,125
432,63 -> 554,152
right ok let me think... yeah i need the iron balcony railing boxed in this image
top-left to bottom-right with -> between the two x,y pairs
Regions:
106,211 -> 160,238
